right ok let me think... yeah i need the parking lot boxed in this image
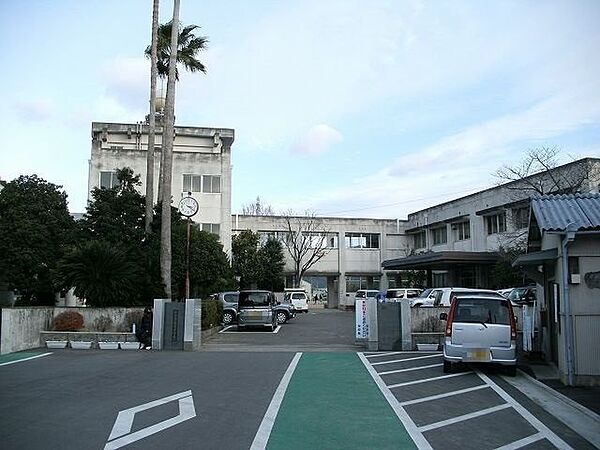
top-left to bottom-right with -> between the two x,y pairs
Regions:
360,351 -> 596,450
1,308 -> 598,450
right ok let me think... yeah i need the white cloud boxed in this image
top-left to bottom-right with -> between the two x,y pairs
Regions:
292,124 -> 343,155
101,56 -> 149,110
13,99 -> 53,123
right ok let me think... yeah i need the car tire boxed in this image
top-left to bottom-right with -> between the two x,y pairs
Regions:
443,360 -> 453,373
222,311 -> 235,325
505,365 -> 517,377
276,311 -> 288,325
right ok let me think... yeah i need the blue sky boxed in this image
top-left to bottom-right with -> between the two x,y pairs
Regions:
1,0 -> 599,218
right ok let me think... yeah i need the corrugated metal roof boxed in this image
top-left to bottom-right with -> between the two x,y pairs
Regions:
531,193 -> 600,232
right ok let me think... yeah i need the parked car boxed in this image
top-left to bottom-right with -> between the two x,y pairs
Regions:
411,287 -> 504,307
283,290 -> 309,313
384,288 -> 423,302
440,295 -> 517,376
237,290 -> 278,331
211,291 -> 296,325
507,286 -> 536,305
355,289 -> 380,300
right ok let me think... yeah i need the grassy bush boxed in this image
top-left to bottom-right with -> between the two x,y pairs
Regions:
201,298 -> 222,330
53,310 -> 84,331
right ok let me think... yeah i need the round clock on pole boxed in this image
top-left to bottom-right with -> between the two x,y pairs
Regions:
178,196 -> 199,217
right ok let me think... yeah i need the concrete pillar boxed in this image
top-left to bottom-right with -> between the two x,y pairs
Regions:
152,299 -> 168,350
338,230 -> 347,308
184,298 -> 202,351
401,299 -> 412,350
327,276 -> 338,309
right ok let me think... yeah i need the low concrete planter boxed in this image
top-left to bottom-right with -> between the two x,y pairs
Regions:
98,342 -> 120,350
46,340 -> 68,349
40,331 -> 138,348
71,341 -> 93,350
119,342 -> 139,350
417,343 -> 439,351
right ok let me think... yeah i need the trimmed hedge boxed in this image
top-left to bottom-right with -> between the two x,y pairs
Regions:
201,298 -> 222,330
53,310 -> 84,331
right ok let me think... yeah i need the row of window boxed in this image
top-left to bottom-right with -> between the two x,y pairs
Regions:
412,208 -> 530,248
98,171 -> 222,194
257,231 -> 381,249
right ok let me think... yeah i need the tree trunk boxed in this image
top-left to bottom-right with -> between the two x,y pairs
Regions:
144,0 -> 159,235
160,0 -> 180,298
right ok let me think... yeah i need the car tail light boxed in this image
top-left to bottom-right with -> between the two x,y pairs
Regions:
445,296 -> 458,337
507,301 -> 517,342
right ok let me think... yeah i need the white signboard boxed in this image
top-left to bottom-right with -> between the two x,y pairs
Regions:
355,299 -> 369,339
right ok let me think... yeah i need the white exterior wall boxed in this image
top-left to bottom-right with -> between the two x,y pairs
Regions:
89,122 -> 234,255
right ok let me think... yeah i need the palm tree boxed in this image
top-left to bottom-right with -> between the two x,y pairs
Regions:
144,0 -> 159,236
145,20 -> 208,202
144,6 -> 208,298
146,21 -> 208,80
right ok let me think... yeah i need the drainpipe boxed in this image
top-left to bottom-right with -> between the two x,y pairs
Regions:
560,228 -> 576,386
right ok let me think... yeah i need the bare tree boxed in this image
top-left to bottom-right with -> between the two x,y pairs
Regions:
494,146 -> 595,196
241,196 -> 274,216
144,0 -> 159,235
281,211 -> 332,287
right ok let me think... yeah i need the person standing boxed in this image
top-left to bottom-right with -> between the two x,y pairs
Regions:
138,306 -> 153,349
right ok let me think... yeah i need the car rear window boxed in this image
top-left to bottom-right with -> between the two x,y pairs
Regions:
223,293 -> 238,303
366,291 -> 377,298
454,298 -> 511,325
291,293 -> 305,300
386,290 -> 403,298
239,292 -> 271,308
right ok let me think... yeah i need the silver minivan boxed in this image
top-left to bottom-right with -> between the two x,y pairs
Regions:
237,290 -> 277,331
440,295 -> 517,375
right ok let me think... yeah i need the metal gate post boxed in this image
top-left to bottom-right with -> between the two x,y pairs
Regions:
152,299 -> 168,350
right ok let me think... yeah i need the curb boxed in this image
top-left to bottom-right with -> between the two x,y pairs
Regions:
517,369 -> 600,422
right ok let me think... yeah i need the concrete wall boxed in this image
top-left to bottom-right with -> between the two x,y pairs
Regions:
1,307 -> 54,355
0,307 -> 145,355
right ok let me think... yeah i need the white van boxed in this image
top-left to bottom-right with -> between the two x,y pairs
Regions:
283,289 -> 309,313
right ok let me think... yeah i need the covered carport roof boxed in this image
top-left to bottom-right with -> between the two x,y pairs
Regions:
382,251 -> 501,271
512,248 -> 558,267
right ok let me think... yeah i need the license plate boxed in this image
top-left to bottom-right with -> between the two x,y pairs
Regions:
465,349 -> 491,362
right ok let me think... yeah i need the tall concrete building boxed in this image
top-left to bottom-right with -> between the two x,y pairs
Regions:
88,121 -> 234,254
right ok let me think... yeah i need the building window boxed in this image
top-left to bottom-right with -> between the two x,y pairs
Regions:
344,233 -> 380,249
432,226 -> 447,245
99,171 -> 119,189
513,207 -> 529,230
413,231 -> 426,249
183,174 -> 202,192
486,213 -> 507,235
201,223 -> 220,235
203,175 -> 221,193
345,275 -> 380,292
454,221 -> 470,241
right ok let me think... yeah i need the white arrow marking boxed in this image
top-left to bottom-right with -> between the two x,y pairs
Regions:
104,390 -> 196,450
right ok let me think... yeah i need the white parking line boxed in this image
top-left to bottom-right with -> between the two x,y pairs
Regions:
379,363 -> 443,376
399,384 -> 489,406
250,353 -> 302,450
494,432 -> 544,450
364,351 -> 404,359
388,371 -> 469,388
371,354 -> 441,366
0,352 -> 52,367
418,403 -> 511,432
476,372 -> 573,450
358,353 -> 433,450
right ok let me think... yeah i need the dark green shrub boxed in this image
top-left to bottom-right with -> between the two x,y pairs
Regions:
53,310 -> 84,331
201,298 -> 222,330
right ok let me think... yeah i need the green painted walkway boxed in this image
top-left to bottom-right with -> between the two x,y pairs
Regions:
0,351 -> 47,366
266,353 -> 417,450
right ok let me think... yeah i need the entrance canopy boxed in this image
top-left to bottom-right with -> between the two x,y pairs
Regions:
512,249 -> 558,267
382,251 -> 501,271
